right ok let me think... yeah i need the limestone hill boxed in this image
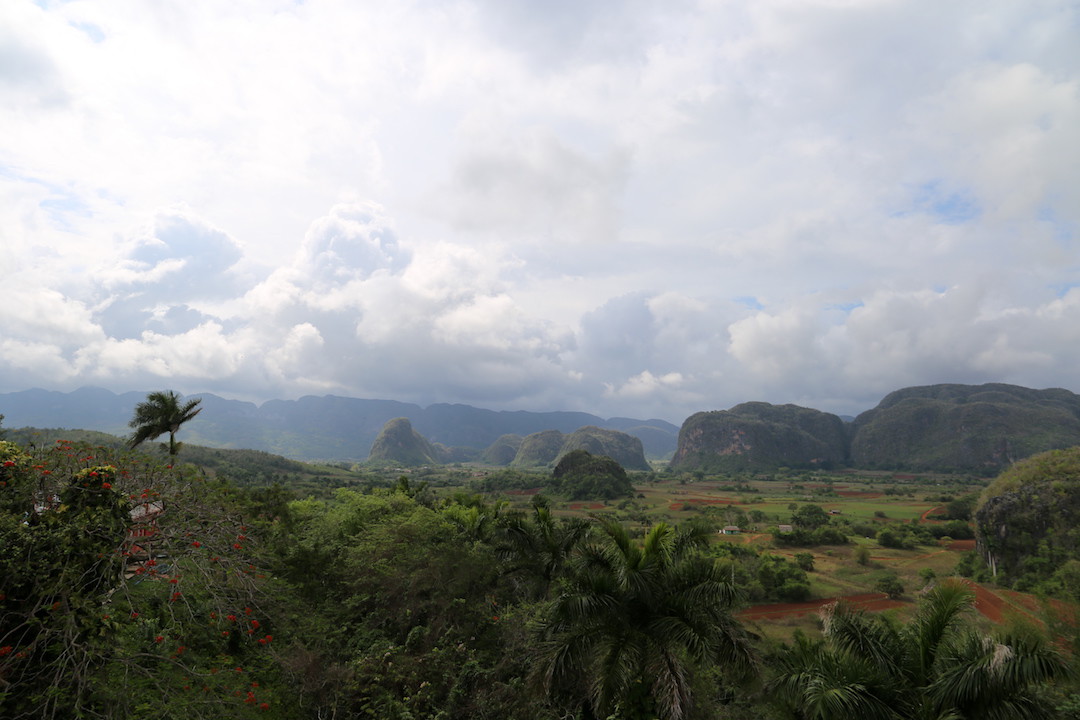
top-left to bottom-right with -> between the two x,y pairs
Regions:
670,402 -> 847,471
850,383 -> 1080,472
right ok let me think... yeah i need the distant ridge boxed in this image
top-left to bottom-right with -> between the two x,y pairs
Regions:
0,387 -> 679,463
6,383 -> 1078,471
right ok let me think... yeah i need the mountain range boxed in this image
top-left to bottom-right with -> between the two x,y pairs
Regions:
0,387 -> 679,462
2,383 -> 1078,472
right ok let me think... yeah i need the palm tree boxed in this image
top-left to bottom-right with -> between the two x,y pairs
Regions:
769,579 -> 1070,720
496,498 -> 591,600
128,390 -> 203,456
533,517 -> 756,720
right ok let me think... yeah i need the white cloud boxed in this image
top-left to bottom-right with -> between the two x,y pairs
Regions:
0,0 -> 1076,424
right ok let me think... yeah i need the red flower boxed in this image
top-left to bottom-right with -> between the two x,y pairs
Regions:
102,482 -> 111,489
259,703 -> 270,711
0,646 -> 13,656
226,614 -> 237,622
251,619 -> 260,629
191,541 -> 201,548
233,543 -> 243,550
154,636 -> 164,643
3,460 -> 14,467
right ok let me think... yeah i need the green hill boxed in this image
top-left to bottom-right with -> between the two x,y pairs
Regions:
507,427 -> 651,470
851,383 -> 1080,472
974,447 -> 1080,592
561,426 -> 651,471
367,417 -> 442,466
670,402 -> 847,471
510,430 -> 566,467
481,434 -> 524,465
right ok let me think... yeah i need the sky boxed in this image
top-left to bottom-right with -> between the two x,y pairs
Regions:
1,0 -> 1078,424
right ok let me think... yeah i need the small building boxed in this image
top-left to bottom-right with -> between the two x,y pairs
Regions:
777,524 -> 794,534
722,525 -> 740,535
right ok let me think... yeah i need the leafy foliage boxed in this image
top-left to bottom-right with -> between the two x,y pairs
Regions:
769,580 -> 1070,720
975,447 -> 1080,592
533,518 -> 757,720
0,439 -> 283,719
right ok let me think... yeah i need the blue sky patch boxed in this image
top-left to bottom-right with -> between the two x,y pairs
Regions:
911,181 -> 981,224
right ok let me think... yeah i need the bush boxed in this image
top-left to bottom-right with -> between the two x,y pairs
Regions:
854,545 -> 871,566
875,572 -> 905,599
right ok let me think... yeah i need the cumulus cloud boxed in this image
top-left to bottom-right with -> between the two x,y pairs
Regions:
0,0 -> 1077,424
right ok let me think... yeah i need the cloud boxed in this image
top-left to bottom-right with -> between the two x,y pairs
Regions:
429,128 -> 629,244
0,0 -> 1076,425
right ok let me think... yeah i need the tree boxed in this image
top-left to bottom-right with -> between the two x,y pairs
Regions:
769,579 -> 1070,720
496,502 -> 591,600
128,390 -> 203,456
533,518 -> 756,720
874,572 -> 904,599
0,438 -> 279,719
792,503 -> 829,529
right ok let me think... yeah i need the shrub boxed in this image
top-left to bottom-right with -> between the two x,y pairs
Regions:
875,572 -> 904,599
854,545 -> 871,566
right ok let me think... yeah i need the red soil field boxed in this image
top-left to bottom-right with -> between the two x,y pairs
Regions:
738,581 -> 1047,626
738,593 -> 905,621
679,497 -> 737,505
920,505 -> 945,521
945,539 -> 976,551
966,581 -> 1011,623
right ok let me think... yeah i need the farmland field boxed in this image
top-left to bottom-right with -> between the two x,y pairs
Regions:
479,468 -> 1068,637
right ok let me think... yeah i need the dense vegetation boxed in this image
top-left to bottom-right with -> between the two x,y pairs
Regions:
973,447 -> 1080,593
550,449 -> 636,500
3,415 -> 1080,718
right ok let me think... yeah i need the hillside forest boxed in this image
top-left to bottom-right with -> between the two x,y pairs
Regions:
2,400 -> 1080,718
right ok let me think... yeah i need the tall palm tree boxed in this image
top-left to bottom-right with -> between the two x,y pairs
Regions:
128,390 -> 202,457
769,579 -> 1070,720
533,517 -> 756,720
496,500 -> 591,600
